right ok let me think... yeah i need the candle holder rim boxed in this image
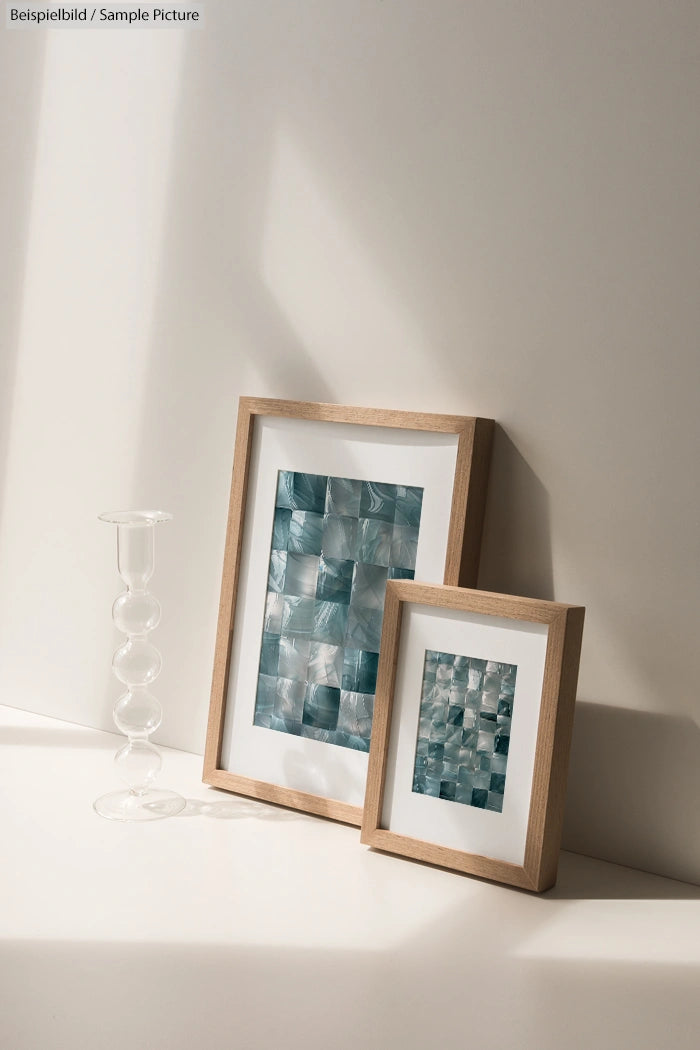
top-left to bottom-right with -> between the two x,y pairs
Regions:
98,510 -> 173,526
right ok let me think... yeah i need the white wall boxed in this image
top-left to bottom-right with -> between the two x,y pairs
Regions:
1,1 -> 698,883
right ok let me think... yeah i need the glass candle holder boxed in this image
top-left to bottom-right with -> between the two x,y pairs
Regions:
94,510 -> 185,821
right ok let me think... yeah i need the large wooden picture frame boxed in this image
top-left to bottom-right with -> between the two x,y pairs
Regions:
361,582 -> 584,890
204,398 -> 494,824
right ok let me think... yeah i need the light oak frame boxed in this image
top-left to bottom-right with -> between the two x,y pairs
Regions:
361,582 -> 585,891
204,397 -> 494,824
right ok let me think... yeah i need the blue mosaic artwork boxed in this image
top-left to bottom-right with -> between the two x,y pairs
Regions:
412,650 -> 517,812
254,471 -> 424,751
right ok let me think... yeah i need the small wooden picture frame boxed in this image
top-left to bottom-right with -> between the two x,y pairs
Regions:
361,582 -> 584,890
204,398 -> 494,824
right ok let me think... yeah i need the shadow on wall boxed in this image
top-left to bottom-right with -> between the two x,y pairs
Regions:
549,849 -> 700,901
475,432 -> 700,887
563,701 -> 700,886
476,426 -> 554,601
0,33 -> 46,526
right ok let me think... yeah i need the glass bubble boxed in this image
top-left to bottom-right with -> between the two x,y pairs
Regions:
112,638 -> 162,686
112,591 -> 161,635
114,740 -> 161,793
113,688 -> 163,737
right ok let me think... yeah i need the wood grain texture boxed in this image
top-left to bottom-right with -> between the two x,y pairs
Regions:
456,417 -> 494,587
524,604 -> 586,890
361,582 -> 585,892
204,398 -> 495,824
203,399 -> 256,779
361,583 -> 403,840
205,769 -> 362,825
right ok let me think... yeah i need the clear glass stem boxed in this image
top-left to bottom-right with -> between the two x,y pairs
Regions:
94,510 -> 185,822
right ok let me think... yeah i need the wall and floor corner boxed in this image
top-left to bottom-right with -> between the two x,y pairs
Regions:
0,2 -> 697,884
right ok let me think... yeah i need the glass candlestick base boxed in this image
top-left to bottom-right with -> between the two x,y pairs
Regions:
94,787 -> 186,822
95,510 -> 185,822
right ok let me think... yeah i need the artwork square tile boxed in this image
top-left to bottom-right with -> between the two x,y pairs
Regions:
311,599 -> 349,646
465,689 -> 482,710
426,757 -> 444,777
288,511 -> 324,556
462,728 -> 479,749
350,562 -> 389,610
300,724 -> 336,745
253,674 -> 277,727
436,656 -> 454,685
457,764 -> 475,787
461,707 -> 477,729
423,652 -> 438,680
307,642 -> 343,688
357,650 -> 379,694
424,701 -> 442,725
486,792 -> 504,813
447,704 -> 464,727
412,648 -> 517,812
345,604 -> 384,653
281,595 -> 315,637
290,472 -> 328,513
415,736 -> 429,757
393,485 -> 424,527
418,716 -> 431,740
259,633 -> 280,677
494,729 -> 510,755
315,556 -> 354,605
421,679 -> 435,703
337,690 -> 373,741
432,682 -> 450,706
443,725 -> 462,748
360,481 -> 396,523
477,729 -> 496,754
276,471 -> 295,510
472,769 -> 491,791
341,647 -> 362,691
255,470 -> 423,750
334,730 -> 371,752
273,677 -> 305,721
270,715 -> 302,736
441,761 -> 459,782
326,477 -> 361,517
302,683 -> 341,731
358,518 -> 393,567
268,550 -> 287,593
271,507 -> 291,551
443,737 -> 462,762
449,679 -> 468,706
284,553 -> 319,598
390,525 -> 419,570
263,592 -> 285,635
277,637 -> 310,681
452,655 -> 469,682
458,747 -> 478,772
321,515 -> 360,562
490,753 -> 508,775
